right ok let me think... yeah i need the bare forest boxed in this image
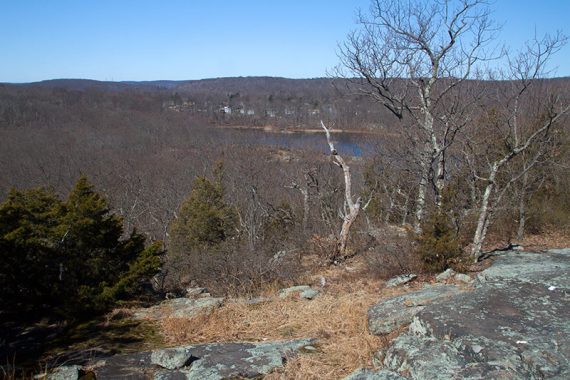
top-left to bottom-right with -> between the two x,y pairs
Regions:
1,1 -> 570,376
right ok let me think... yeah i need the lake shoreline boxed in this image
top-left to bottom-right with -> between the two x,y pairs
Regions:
213,124 -> 393,136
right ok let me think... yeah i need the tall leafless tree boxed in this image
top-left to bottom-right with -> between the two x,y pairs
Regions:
336,0 -> 496,231
464,33 -> 568,260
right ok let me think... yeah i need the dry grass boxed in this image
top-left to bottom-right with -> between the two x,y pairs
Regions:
521,230 -> 570,251
157,259 -> 407,379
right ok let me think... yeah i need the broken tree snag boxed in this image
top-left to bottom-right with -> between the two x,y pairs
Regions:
320,120 -> 361,261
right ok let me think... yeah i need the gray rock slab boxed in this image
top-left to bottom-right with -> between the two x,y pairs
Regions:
475,250 -> 570,289
92,351 -> 153,379
385,274 -> 417,288
133,297 -> 224,319
368,285 -> 462,335
381,249 -> 570,379
344,368 -> 407,380
90,339 -> 316,380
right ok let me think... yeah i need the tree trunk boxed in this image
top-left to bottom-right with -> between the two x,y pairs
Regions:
414,154 -> 430,233
516,171 -> 529,241
471,170 -> 496,261
338,203 -> 361,258
320,121 -> 361,260
435,151 -> 445,209
401,193 -> 410,226
301,187 -> 310,232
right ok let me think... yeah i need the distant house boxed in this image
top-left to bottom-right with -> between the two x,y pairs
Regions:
220,106 -> 232,114
246,109 -> 255,116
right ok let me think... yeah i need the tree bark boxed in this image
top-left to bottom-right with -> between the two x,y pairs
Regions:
516,171 -> 529,241
471,173 -> 495,260
414,151 -> 430,233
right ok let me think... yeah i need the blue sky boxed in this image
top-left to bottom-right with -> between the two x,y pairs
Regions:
1,0 -> 569,82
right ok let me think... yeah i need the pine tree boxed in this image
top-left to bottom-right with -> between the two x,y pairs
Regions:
0,188 -> 64,311
0,176 -> 163,319
169,175 -> 238,254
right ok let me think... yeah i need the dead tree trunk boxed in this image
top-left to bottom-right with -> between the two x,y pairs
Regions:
321,121 -> 361,261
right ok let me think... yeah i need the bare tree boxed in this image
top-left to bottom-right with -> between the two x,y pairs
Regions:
286,167 -> 318,233
465,33 -> 568,260
336,0 -> 496,231
320,121 -> 362,260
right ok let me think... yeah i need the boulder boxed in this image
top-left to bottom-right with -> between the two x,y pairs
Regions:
380,249 -> 570,379
368,285 -> 462,335
435,268 -> 455,282
300,288 -> 320,300
385,274 -> 417,288
133,297 -> 224,320
151,347 -> 194,370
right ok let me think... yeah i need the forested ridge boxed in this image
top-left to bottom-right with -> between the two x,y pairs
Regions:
2,73 -> 569,296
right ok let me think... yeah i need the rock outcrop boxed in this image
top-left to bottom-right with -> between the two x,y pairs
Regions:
368,284 -> 463,335
133,297 -> 224,320
51,339 -> 316,379
374,249 -> 570,379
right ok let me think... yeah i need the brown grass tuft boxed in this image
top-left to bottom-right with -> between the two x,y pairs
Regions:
157,261 -> 407,379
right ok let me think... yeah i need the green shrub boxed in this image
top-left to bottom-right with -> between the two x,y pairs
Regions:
414,211 -> 463,273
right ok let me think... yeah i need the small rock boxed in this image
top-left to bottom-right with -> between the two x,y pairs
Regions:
472,344 -> 483,354
279,285 -> 319,300
47,365 -> 81,380
151,347 -> 193,370
385,274 -> 417,288
454,273 -> 473,284
435,268 -> 456,282
185,287 -> 208,298
300,288 -> 320,300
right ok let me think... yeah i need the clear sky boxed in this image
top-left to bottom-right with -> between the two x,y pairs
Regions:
1,0 -> 569,83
